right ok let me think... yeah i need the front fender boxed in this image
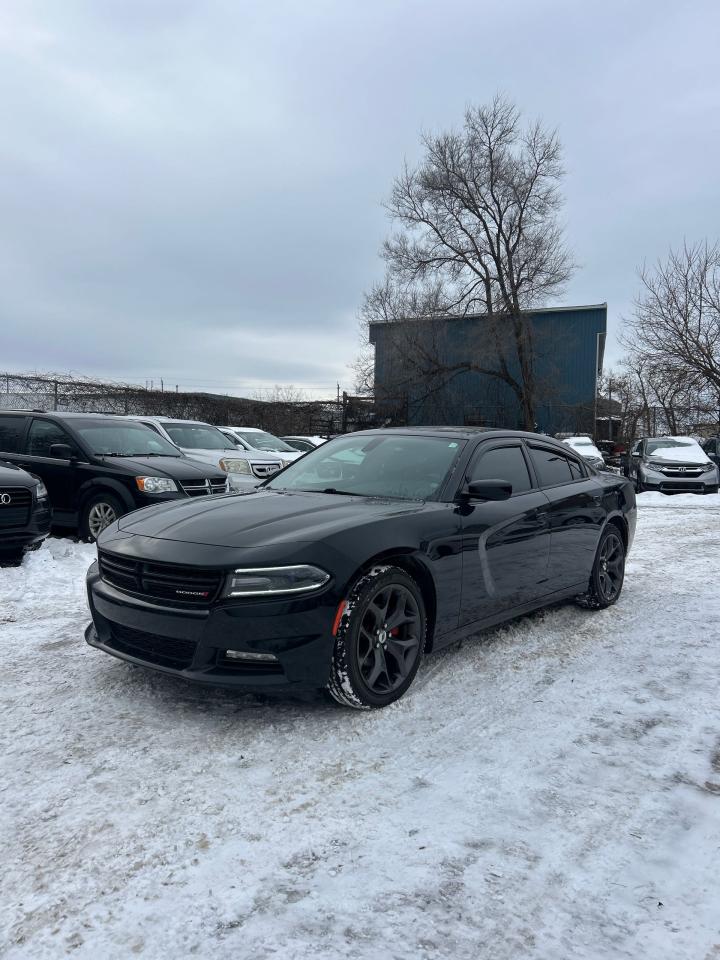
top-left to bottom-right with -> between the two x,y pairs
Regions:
75,477 -> 136,513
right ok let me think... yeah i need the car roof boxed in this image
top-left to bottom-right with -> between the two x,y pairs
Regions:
339,426 -> 568,444
1,410 -> 132,422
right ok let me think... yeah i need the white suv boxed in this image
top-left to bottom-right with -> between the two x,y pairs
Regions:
221,426 -> 304,462
127,417 -> 284,490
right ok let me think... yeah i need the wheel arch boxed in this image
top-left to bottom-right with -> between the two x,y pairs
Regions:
343,549 -> 438,653
603,511 -> 628,550
76,478 -> 135,515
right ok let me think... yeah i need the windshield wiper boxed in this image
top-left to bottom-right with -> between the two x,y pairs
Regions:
98,451 -> 177,457
321,488 -> 365,496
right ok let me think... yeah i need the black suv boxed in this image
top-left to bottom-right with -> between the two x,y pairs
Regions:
0,459 -> 51,562
0,411 -> 229,539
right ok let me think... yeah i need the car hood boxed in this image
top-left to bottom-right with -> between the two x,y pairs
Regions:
96,455 -> 225,481
116,488 -> 425,548
176,447 -> 282,466
0,459 -> 35,484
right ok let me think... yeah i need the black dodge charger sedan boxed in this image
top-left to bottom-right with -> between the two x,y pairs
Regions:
85,428 -> 637,709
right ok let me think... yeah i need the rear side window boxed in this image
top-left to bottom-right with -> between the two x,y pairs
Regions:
0,415 -> 28,453
468,445 -> 532,495
26,420 -> 78,457
568,457 -> 586,480
528,447 -> 574,487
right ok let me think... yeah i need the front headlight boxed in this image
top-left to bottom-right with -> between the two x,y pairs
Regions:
223,564 -> 330,598
703,462 -> 718,474
135,476 -> 178,493
219,458 -> 252,475
644,462 -> 666,473
34,480 -> 49,499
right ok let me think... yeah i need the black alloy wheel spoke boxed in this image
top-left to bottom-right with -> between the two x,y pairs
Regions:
357,583 -> 421,695
598,533 -> 624,600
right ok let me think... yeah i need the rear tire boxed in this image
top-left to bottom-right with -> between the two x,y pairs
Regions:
327,565 -> 426,710
80,492 -> 124,541
577,525 -> 625,610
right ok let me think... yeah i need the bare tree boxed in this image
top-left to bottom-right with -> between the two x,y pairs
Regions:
623,241 -> 720,426
361,95 -> 574,429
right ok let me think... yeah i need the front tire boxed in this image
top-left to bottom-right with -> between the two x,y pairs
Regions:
327,565 -> 426,709
577,525 -> 626,610
80,492 -> 124,541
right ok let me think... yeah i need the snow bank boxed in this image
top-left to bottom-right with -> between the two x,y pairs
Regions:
2,503 -> 720,959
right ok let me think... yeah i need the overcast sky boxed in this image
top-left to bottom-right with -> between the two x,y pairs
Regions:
1,0 -> 719,399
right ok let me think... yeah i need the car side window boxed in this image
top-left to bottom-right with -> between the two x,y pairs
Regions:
26,419 -> 78,457
567,457 -> 585,480
141,421 -> 163,436
468,445 -> 532,495
528,446 -> 574,487
0,415 -> 29,453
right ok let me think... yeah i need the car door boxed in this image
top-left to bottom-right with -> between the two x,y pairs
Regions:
0,414 -> 30,462
627,439 -> 644,480
703,438 -> 719,468
526,444 -> 607,592
19,419 -> 84,517
458,441 -> 552,626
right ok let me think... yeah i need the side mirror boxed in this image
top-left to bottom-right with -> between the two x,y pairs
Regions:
49,443 -> 75,460
461,478 -> 512,502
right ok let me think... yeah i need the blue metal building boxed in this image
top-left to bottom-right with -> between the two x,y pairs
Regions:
369,303 -> 607,435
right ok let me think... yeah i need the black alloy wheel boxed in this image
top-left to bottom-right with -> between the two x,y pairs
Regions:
578,526 -> 626,610
327,566 -> 426,709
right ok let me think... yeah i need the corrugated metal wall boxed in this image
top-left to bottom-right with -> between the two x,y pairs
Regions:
371,305 -> 607,434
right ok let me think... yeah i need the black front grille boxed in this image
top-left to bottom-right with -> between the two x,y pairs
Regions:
99,551 -> 224,606
180,478 -> 227,497
660,481 -> 704,492
107,622 -> 196,669
0,487 -> 32,529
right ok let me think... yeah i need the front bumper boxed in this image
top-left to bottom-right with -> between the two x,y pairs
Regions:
640,471 -> 718,494
85,560 -> 338,692
0,499 -> 52,552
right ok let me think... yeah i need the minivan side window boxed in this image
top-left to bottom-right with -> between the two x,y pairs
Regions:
0,415 -> 29,453
528,446 -> 574,487
468,445 -> 532,494
26,420 -> 79,458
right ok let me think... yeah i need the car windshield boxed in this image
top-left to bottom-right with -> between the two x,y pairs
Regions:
164,424 -> 232,450
234,430 -> 296,453
646,437 -> 698,453
74,421 -> 181,457
266,433 -> 465,500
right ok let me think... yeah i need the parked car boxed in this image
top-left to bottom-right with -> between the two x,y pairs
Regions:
86,427 -> 636,709
596,439 -> 627,469
127,417 -> 283,488
625,436 -> 718,494
559,435 -> 607,471
701,436 -> 720,471
0,459 -> 52,563
0,411 -> 228,539
280,435 -> 328,452
221,426 -> 303,463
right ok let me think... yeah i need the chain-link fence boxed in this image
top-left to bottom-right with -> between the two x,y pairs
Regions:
0,373 -> 377,436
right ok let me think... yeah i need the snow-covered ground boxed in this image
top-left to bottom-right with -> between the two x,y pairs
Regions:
1,494 -> 719,959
